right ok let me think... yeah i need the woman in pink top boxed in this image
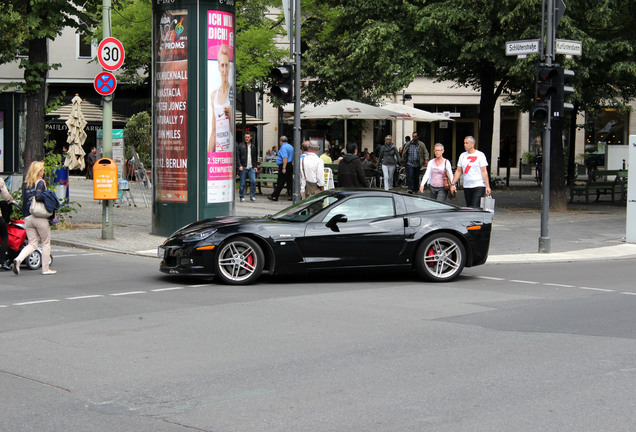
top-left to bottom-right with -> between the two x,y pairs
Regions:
419,143 -> 454,201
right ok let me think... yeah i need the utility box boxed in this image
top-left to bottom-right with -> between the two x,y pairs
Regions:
93,158 -> 119,200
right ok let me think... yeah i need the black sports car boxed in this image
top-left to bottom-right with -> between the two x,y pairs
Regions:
159,189 -> 493,284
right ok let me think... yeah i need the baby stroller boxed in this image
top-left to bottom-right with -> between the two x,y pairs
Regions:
3,202 -> 53,270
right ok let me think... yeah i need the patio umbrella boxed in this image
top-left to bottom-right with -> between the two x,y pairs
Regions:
380,103 -> 452,122
64,94 -> 87,170
301,99 -> 399,143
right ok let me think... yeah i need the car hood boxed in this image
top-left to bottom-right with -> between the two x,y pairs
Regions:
176,216 -> 255,233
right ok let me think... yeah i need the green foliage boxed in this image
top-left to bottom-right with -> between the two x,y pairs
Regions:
90,0 -> 152,88
235,0 -> 287,96
124,111 -> 152,169
522,151 -> 536,165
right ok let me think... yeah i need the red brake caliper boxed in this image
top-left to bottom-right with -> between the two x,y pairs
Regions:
426,247 -> 436,267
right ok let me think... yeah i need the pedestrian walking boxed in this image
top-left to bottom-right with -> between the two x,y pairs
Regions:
402,132 -> 429,193
450,136 -> 491,207
12,161 -> 57,275
377,135 -> 401,190
268,136 -> 294,201
300,140 -> 325,198
419,143 -> 454,201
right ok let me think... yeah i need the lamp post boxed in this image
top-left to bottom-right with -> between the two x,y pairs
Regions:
401,90 -> 412,148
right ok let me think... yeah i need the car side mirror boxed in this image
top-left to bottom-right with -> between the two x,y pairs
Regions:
326,214 -> 347,232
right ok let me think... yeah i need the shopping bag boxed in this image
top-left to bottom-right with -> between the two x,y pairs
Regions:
480,194 -> 495,213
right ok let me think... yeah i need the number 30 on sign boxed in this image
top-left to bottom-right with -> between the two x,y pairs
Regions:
98,37 -> 125,71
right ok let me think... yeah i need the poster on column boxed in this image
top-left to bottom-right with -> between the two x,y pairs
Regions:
155,9 -> 188,203
206,10 -> 235,203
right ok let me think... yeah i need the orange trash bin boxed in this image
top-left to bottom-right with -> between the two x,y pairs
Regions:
93,158 -> 119,200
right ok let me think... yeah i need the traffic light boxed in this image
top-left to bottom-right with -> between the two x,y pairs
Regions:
270,63 -> 293,103
553,68 -> 575,118
531,65 -> 560,125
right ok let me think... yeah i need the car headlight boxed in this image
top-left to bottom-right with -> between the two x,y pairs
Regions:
182,228 -> 217,242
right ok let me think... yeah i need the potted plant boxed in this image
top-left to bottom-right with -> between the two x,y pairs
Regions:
521,151 -> 535,175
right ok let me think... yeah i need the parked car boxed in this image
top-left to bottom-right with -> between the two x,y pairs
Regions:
158,189 -> 493,284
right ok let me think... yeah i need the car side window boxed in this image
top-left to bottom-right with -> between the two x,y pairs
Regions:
403,194 -> 453,213
322,197 -> 395,222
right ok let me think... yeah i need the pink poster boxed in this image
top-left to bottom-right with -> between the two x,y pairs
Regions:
206,10 -> 235,203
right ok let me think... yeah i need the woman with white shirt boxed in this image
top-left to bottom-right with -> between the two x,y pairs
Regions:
419,143 -> 454,201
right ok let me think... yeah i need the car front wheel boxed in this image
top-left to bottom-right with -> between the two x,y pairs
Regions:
415,233 -> 466,282
214,236 -> 264,285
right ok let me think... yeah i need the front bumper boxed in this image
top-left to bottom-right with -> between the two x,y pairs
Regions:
158,245 -> 216,276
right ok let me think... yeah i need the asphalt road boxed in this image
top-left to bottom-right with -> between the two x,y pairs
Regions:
2,248 -> 636,431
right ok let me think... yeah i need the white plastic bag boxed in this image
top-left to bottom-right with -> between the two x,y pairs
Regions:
480,194 -> 495,213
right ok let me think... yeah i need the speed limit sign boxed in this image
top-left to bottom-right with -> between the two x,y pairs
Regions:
98,37 -> 125,71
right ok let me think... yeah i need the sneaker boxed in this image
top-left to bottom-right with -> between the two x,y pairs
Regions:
250,196 -> 256,202
42,270 -> 57,275
240,197 -> 245,202
12,259 -> 20,275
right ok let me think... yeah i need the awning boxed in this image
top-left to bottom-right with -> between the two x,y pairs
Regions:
235,110 -> 269,126
47,99 -> 128,123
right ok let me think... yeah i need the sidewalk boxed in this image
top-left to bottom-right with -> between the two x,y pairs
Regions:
49,177 -> 636,264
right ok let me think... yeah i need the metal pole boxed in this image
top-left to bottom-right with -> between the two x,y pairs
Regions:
538,0 -> 554,253
292,0 -> 302,203
101,0 -> 114,239
401,90 -> 406,148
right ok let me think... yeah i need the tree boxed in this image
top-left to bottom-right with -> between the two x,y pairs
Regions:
301,0 -> 636,210
235,0 -> 287,129
302,0 -> 541,165
0,0 -> 99,169
90,0 -> 152,89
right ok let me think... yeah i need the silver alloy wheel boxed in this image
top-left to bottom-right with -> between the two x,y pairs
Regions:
26,250 -> 42,270
215,236 -> 264,284
416,233 -> 466,282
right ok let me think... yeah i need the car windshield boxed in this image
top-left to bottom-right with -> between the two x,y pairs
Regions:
271,193 -> 342,222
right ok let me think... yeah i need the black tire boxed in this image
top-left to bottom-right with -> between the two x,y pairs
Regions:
415,233 -> 466,282
214,236 -> 264,285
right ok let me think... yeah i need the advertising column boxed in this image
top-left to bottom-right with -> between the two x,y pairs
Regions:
152,0 -> 234,236
206,10 -> 235,203
155,9 -> 189,203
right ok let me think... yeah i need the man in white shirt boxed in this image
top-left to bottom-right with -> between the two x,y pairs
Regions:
450,136 -> 491,207
299,141 -> 325,199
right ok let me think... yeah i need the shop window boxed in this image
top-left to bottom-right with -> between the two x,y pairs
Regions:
585,109 -> 627,153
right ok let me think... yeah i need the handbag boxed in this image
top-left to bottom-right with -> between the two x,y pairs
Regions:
480,194 -> 495,213
443,160 -> 451,191
30,197 -> 53,218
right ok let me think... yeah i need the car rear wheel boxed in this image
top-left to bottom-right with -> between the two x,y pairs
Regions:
214,236 -> 264,285
415,233 -> 466,282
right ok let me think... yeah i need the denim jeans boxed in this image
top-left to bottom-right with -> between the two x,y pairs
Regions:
429,186 -> 448,202
463,186 -> 486,208
239,167 -> 256,199
406,165 -> 421,192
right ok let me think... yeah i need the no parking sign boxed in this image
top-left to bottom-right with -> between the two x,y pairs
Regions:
94,72 -> 117,96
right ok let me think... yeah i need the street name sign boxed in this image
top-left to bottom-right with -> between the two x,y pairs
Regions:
556,39 -> 582,56
94,72 -> 117,96
505,39 -> 540,56
98,37 -> 125,71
